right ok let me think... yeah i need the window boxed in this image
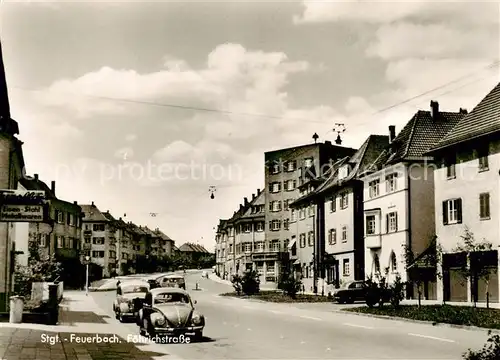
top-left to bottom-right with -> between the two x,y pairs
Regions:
386,212 -> 398,233
271,241 -> 280,252
56,236 -> 63,248
478,145 -> 489,171
291,210 -> 297,222
57,211 -> 64,224
64,237 -> 72,248
242,224 -> 251,233
244,243 -> 252,253
122,253 -> 128,260
299,233 -> 306,248
270,182 -> 281,193
284,200 -> 290,211
92,237 -> 105,245
269,201 -> 282,212
38,234 -> 47,247
93,224 -> 105,231
270,162 -> 280,174
286,179 -> 296,191
480,193 -> 490,220
366,215 -> 376,235
445,156 -> 456,179
330,196 -> 336,212
328,229 -> 337,245
390,253 -> 397,272
386,173 -> 397,193
283,218 -> 290,230
284,239 -> 289,250
286,161 -> 296,172
443,198 -> 462,225
229,244 -> 234,253
340,193 -> 348,209
308,206 -> 315,217
85,224 -> 90,230
308,231 -> 314,246
255,242 -> 264,252
270,220 -> 281,231
304,158 -> 313,168
109,251 -> 116,258
343,259 -> 350,276
369,180 -> 380,198
92,251 -> 104,258
299,208 -> 306,220
256,222 -> 264,232
341,226 -> 347,243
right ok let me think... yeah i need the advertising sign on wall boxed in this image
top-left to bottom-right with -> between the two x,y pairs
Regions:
0,189 -> 47,222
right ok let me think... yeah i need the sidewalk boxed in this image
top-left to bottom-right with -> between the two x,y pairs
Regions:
0,291 -> 181,360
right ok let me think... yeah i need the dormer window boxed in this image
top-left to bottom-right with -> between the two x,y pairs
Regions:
445,155 -> 456,179
338,165 -> 349,180
304,158 -> 313,168
369,180 -> 380,198
286,161 -> 296,172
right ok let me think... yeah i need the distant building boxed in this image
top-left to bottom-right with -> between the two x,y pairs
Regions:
178,242 -> 212,264
215,219 -> 228,277
426,82 -> 500,304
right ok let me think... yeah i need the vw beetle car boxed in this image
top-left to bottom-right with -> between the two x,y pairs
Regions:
113,280 -> 150,322
137,288 -> 205,340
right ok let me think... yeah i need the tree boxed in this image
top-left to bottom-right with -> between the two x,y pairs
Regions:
389,274 -> 406,308
402,236 -> 442,307
241,270 -> 260,295
231,274 -> 243,295
463,333 -> 500,360
453,227 -> 496,308
278,268 -> 302,299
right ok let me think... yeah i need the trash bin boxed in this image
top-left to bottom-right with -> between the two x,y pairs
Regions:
9,296 -> 24,324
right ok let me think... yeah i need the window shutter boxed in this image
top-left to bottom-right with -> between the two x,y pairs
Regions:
67,213 -> 71,225
269,202 -> 273,211
278,201 -> 282,211
386,214 -> 389,233
395,213 -> 398,231
457,198 -> 463,223
442,201 -> 448,225
486,193 -> 490,217
278,182 -> 282,191
55,209 -> 59,221
268,221 -> 272,230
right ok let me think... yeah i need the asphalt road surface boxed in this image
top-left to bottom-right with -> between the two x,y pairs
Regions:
91,271 -> 491,359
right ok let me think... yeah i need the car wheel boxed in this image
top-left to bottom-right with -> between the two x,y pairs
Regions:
119,312 -> 125,322
346,297 -> 355,304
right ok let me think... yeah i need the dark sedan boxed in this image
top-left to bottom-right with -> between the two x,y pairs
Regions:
332,280 -> 367,304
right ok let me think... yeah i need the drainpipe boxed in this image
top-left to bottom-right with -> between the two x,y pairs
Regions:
406,166 -> 412,299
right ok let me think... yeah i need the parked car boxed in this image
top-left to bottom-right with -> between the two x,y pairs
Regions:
113,280 -> 150,322
157,275 -> 186,290
333,280 -> 367,304
137,288 -> 205,340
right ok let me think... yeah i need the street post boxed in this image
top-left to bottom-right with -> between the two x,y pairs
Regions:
85,255 -> 90,296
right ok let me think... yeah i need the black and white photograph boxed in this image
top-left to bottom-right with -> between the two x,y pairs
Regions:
0,0 -> 499,359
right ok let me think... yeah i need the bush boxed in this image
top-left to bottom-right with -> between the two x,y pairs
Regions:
463,333 -> 500,359
365,276 -> 391,308
241,270 -> 260,295
280,274 -> 302,299
389,275 -> 406,308
231,274 -> 243,295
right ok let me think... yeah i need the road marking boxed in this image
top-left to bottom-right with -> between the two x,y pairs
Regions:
343,323 -> 374,329
408,333 -> 455,343
299,315 -> 322,321
269,310 -> 284,315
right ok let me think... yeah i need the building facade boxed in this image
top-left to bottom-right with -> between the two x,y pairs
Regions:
426,82 -> 500,303
215,220 -> 228,277
265,141 -> 356,284
361,102 -> 466,299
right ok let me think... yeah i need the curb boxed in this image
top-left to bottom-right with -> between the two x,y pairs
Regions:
338,309 -> 500,334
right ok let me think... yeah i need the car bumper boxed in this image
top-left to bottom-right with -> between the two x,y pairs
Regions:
120,312 -> 138,317
153,326 -> 203,334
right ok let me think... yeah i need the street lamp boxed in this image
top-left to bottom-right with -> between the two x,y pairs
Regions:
85,256 -> 90,296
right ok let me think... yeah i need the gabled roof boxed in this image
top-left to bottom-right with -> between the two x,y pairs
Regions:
365,110 -> 465,172
316,135 -> 389,194
236,189 -> 266,220
80,204 -> 109,222
429,82 -> 500,152
154,228 -> 173,242
178,243 -> 210,253
19,176 -> 56,199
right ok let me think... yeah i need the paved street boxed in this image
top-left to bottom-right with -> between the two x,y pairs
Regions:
90,271 -> 492,359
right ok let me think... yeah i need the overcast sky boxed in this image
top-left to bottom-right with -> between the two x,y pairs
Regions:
1,0 -> 499,250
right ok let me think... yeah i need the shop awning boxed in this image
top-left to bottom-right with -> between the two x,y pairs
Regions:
287,238 -> 296,250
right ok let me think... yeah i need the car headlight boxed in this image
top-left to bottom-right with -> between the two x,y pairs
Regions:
191,312 -> 202,325
151,313 -> 166,326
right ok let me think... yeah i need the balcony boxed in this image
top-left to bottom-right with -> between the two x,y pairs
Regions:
109,244 -> 116,251
108,257 -> 116,263
365,235 -> 381,249
83,230 -> 92,236
82,243 -> 92,250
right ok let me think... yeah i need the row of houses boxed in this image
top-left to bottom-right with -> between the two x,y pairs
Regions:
215,81 -> 500,303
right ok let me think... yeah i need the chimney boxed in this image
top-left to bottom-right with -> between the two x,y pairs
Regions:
119,217 -> 122,220
459,108 -> 468,114
106,210 -> 109,213
389,125 -> 396,143
91,201 -> 94,206
244,197 -> 248,206
252,193 -> 256,200
34,174 -> 38,180
430,100 -> 439,119
257,188 -> 261,195
51,181 -> 55,195
325,140 -> 332,146
239,204 -> 244,211
73,201 -> 77,205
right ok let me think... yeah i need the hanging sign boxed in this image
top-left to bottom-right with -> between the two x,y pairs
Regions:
0,189 -> 46,222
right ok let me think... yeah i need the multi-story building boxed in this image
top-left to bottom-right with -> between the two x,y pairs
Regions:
265,141 -> 356,283
360,101 -> 466,299
231,190 -> 267,282
425,82 -> 500,303
154,228 -> 175,257
215,219 -> 228,277
19,175 -> 84,287
291,135 -> 388,293
80,202 -> 118,278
